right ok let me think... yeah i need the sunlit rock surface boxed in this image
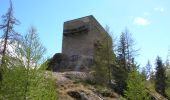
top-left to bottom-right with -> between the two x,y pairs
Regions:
52,71 -> 119,100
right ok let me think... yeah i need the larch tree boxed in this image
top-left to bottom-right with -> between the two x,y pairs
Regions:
18,26 -> 45,99
0,26 -> 57,100
93,26 -> 115,85
18,26 -> 46,68
105,26 -> 116,85
0,0 -> 20,81
0,0 -> 20,63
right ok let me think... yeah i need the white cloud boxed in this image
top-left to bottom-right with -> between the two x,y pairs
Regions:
134,17 -> 150,26
154,7 -> 165,12
143,12 -> 150,17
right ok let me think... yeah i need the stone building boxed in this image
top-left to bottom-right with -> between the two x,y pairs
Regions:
62,15 -> 109,71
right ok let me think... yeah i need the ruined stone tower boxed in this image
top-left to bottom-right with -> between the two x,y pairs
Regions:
62,15 -> 108,71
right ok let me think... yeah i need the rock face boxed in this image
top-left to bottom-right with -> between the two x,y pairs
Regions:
52,71 -> 119,100
47,53 -> 70,72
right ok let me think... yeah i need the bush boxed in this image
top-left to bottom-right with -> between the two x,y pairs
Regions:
0,66 -> 57,100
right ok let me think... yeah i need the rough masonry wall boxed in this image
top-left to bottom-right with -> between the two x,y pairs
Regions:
62,16 -> 101,59
61,15 -> 107,71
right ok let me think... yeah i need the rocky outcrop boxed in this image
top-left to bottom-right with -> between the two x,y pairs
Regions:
67,90 -> 103,100
52,71 -> 168,100
52,71 -> 119,100
47,53 -> 93,72
47,53 -> 70,72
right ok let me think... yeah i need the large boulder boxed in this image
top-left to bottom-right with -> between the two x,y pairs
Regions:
47,53 -> 93,72
47,53 -> 69,72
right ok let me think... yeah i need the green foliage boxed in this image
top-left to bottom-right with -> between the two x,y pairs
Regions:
17,26 -> 46,68
119,96 -> 127,100
141,67 -> 147,80
93,45 -> 109,84
93,30 -> 115,85
124,70 -> 150,100
0,26 -> 57,99
39,59 -> 50,70
26,70 -> 57,100
0,66 -> 27,99
149,71 -> 155,84
165,71 -> 170,99
113,29 -> 137,95
142,60 -> 152,80
0,65 -> 57,100
112,65 -> 128,95
155,56 -> 166,96
117,29 -> 136,71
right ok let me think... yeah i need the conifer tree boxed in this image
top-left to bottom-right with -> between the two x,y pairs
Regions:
0,0 -> 20,65
0,0 -> 20,81
117,29 -> 136,71
113,29 -> 137,95
124,68 -> 150,100
155,56 -> 166,96
17,26 -> 46,68
0,27 -> 57,99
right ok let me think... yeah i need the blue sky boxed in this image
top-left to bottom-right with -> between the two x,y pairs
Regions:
0,0 -> 170,68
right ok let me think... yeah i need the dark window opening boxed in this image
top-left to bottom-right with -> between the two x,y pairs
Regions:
71,55 -> 80,62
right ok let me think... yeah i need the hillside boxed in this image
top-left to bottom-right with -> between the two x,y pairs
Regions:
52,71 -> 119,100
52,71 -> 168,100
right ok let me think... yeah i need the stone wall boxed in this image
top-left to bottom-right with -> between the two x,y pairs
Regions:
62,15 -> 108,71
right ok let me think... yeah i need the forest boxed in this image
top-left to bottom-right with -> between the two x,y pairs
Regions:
0,0 -> 170,100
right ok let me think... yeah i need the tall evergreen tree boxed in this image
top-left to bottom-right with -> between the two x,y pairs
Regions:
113,29 -> 137,95
112,64 -> 128,95
155,56 -> 166,96
117,29 -> 136,70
